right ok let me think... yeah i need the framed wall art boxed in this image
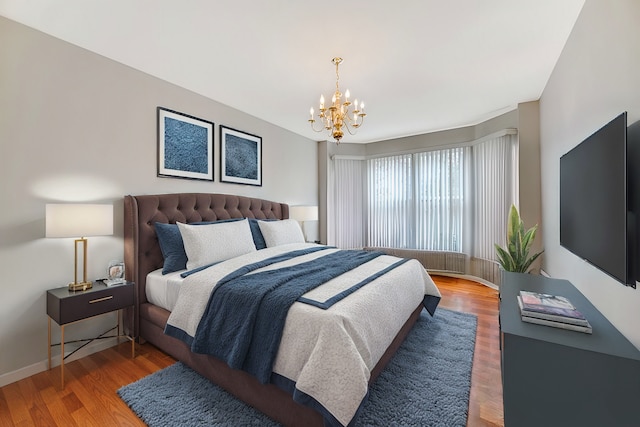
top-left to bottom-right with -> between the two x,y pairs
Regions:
157,107 -> 214,181
220,125 -> 262,186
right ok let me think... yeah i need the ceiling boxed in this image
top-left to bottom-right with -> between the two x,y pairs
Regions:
0,0 -> 585,143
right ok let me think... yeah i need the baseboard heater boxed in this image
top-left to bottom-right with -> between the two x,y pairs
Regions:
363,247 -> 467,274
363,247 -> 501,286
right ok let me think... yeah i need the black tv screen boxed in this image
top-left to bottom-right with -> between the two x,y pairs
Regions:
560,112 -> 634,286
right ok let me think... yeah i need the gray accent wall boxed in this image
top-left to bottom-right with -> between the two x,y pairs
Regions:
540,0 -> 640,348
0,16 -> 318,382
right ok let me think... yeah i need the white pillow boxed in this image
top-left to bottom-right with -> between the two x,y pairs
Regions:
258,219 -> 305,247
177,219 -> 256,270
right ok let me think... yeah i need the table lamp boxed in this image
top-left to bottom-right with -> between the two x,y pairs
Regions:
45,204 -> 113,291
290,205 -> 318,242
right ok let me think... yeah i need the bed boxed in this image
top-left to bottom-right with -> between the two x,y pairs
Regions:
123,192 -> 441,426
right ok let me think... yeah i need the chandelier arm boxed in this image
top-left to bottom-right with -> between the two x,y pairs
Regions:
343,120 -> 357,136
309,119 -> 325,133
345,111 -> 363,127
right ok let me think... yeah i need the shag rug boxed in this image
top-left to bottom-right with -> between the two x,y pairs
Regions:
118,308 -> 477,426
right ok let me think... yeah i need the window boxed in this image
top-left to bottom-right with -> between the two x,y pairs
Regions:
331,131 -> 518,263
365,132 -> 517,259
367,154 -> 413,248
366,147 -> 470,251
414,147 -> 468,251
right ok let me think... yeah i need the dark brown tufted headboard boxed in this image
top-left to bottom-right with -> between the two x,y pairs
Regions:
123,193 -> 289,320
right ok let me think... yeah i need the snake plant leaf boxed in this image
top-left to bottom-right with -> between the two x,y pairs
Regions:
495,204 -> 544,273
495,244 -> 516,271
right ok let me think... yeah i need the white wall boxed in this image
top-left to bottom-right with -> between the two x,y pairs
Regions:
540,0 -> 640,348
0,17 -> 318,383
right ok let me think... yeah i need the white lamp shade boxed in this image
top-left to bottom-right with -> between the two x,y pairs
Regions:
290,205 -> 318,222
45,204 -> 114,238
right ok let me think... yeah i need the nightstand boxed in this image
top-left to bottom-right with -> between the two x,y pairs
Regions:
47,281 -> 135,388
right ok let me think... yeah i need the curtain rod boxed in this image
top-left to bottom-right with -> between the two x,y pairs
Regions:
331,128 -> 517,161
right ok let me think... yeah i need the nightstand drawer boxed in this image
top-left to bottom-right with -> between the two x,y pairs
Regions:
47,282 -> 134,325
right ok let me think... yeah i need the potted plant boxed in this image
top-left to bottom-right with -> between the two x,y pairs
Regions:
495,204 -> 544,273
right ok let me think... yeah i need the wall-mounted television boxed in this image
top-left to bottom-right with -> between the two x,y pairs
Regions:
560,112 -> 636,287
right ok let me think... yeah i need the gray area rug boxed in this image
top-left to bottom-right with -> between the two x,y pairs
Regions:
118,308 -> 477,426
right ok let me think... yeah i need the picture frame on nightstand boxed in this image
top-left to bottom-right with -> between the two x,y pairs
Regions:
105,260 -> 125,286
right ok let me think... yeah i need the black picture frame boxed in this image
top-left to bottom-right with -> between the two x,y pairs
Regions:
157,107 -> 214,181
220,125 -> 262,186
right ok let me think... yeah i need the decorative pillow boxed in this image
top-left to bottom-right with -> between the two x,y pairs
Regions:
155,218 -> 243,274
177,219 -> 257,270
257,219 -> 305,247
248,218 -> 275,250
155,222 -> 189,274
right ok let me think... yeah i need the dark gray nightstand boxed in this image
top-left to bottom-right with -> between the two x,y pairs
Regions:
47,281 -> 135,388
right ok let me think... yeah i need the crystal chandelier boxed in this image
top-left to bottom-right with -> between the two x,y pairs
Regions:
308,57 -> 366,143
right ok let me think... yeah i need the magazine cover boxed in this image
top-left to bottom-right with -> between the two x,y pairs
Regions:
517,296 -> 589,326
520,290 -> 575,310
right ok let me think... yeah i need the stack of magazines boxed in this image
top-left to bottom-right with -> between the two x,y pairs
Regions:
518,290 -> 592,334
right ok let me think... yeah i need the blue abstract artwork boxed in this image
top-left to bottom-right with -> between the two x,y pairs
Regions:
224,134 -> 258,180
221,126 -> 262,186
158,108 -> 214,181
164,117 -> 208,173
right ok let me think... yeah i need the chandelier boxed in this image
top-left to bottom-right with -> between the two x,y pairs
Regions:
308,57 -> 366,143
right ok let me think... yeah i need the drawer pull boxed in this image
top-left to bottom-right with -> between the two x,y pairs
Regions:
89,296 -> 113,304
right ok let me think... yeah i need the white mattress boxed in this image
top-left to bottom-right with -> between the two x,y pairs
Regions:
146,269 -> 185,311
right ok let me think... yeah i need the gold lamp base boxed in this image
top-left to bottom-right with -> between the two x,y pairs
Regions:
69,281 -> 92,292
68,237 -> 92,292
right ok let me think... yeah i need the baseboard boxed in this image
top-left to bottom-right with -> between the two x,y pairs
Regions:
0,337 -> 119,388
540,268 -> 551,277
428,270 -> 499,290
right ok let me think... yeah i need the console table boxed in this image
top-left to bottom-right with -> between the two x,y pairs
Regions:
500,272 -> 640,427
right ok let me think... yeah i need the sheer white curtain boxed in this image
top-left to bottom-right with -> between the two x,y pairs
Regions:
367,155 -> 413,248
332,158 -> 366,248
367,149 -> 469,251
363,130 -> 518,260
472,133 -> 519,260
330,130 -> 518,263
414,147 -> 470,252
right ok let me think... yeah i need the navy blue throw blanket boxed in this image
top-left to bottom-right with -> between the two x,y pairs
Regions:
191,249 -> 384,384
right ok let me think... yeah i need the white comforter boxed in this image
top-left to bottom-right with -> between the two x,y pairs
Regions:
166,243 -> 441,426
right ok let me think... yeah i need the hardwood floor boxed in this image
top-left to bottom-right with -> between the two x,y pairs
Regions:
435,275 -> 504,427
0,276 -> 503,426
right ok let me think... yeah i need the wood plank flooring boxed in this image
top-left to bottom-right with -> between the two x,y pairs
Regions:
435,275 -> 503,427
0,275 -> 503,426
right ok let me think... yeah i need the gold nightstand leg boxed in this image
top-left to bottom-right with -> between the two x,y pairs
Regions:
47,317 -> 51,370
60,325 -> 65,389
119,309 -> 135,359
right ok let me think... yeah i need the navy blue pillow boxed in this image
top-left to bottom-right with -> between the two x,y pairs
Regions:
155,222 -> 189,274
248,218 -> 275,250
